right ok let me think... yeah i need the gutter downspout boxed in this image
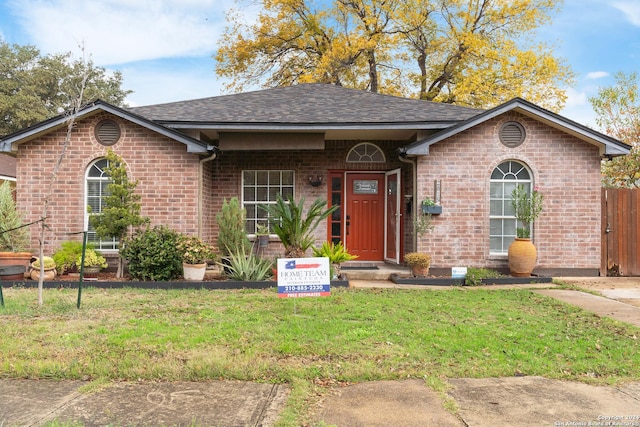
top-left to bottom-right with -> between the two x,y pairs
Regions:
398,152 -> 417,252
198,148 -> 218,238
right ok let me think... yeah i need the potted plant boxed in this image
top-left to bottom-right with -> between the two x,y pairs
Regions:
312,241 -> 358,279
77,249 -> 108,280
0,181 -> 32,276
30,256 -> 57,281
404,252 -> 431,277
421,197 -> 442,215
508,184 -> 544,277
261,195 -> 338,258
177,235 -> 215,281
256,223 -> 270,248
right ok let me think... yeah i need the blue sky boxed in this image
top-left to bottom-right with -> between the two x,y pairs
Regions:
1,0 -> 639,130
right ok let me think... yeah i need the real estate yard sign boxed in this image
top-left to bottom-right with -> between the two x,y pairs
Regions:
277,257 -> 330,298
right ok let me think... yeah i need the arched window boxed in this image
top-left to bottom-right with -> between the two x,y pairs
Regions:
489,160 -> 532,254
85,158 -> 118,250
346,142 -> 385,163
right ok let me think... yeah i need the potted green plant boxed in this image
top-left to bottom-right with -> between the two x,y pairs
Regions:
421,197 -> 442,215
0,181 -> 32,276
77,249 -> 108,280
177,235 -> 215,281
404,252 -> 431,277
29,256 -> 57,281
261,195 -> 338,258
312,241 -> 358,279
509,185 -> 544,277
256,223 -> 270,248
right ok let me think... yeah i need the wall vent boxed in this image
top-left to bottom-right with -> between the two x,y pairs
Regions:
95,120 -> 121,146
499,121 -> 526,148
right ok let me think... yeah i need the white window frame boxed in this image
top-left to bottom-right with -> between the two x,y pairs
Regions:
489,161 -> 532,255
85,158 -> 118,251
241,170 -> 295,234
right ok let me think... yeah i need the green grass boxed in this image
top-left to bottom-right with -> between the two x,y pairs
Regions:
1,286 -> 639,425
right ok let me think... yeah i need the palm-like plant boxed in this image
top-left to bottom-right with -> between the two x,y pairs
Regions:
261,195 -> 338,258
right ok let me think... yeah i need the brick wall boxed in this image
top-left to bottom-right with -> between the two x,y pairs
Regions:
15,110 -> 600,270
16,113 -> 202,254
415,112 -> 602,270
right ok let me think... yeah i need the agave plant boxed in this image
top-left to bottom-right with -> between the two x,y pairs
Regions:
261,195 -> 338,258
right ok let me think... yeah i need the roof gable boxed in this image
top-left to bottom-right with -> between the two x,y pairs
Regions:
0,100 -> 213,154
403,97 -> 631,157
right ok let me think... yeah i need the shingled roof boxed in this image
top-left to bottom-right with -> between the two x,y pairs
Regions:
128,84 -> 482,126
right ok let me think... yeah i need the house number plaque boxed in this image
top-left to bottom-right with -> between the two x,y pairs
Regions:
354,180 -> 378,194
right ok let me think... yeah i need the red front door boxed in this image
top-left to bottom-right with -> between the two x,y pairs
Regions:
345,173 -> 385,261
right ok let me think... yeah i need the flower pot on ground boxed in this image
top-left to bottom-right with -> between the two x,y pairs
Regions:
0,181 -> 32,276
177,235 -> 215,281
404,252 -> 431,277
508,185 -> 544,277
508,238 -> 537,277
182,262 -> 207,281
77,250 -> 108,281
0,265 -> 26,281
30,256 -> 57,281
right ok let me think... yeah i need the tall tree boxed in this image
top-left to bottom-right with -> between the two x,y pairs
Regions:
215,0 -> 573,110
590,71 -> 640,188
0,40 -> 131,136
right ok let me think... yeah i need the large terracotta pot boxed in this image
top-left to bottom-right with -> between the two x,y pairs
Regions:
30,268 -> 57,281
410,265 -> 430,278
0,252 -> 33,279
508,238 -> 537,277
0,252 -> 33,267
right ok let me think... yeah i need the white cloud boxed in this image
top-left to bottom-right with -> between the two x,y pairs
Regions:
6,0 -> 235,66
121,61 -> 227,107
586,71 -> 610,80
613,1 -> 640,26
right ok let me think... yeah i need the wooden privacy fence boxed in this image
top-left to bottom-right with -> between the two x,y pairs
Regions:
602,188 -> 640,276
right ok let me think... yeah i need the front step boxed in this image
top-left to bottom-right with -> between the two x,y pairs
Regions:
341,262 -> 410,280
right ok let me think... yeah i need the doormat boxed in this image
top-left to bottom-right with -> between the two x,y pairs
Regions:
342,266 -> 379,270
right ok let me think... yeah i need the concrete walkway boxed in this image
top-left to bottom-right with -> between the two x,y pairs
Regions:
2,277 -> 640,426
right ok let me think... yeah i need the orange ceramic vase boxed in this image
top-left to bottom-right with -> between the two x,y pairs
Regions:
508,238 -> 537,277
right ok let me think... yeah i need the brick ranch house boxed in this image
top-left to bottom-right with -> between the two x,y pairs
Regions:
0,84 -> 630,275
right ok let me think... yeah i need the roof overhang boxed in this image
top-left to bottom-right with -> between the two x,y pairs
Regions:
402,98 -> 631,157
158,121 -> 459,142
0,100 -> 215,154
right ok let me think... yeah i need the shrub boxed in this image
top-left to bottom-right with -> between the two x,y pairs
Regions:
464,267 -> 505,286
120,226 -> 183,281
216,198 -> 251,257
0,181 -> 30,252
76,249 -> 108,269
222,247 -> 273,281
53,240 -> 91,274
31,256 -> 56,270
404,252 -> 431,268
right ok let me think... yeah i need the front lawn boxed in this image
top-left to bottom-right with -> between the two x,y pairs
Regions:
1,286 -> 639,424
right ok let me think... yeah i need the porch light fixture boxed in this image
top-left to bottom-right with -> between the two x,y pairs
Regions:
308,175 -> 323,187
